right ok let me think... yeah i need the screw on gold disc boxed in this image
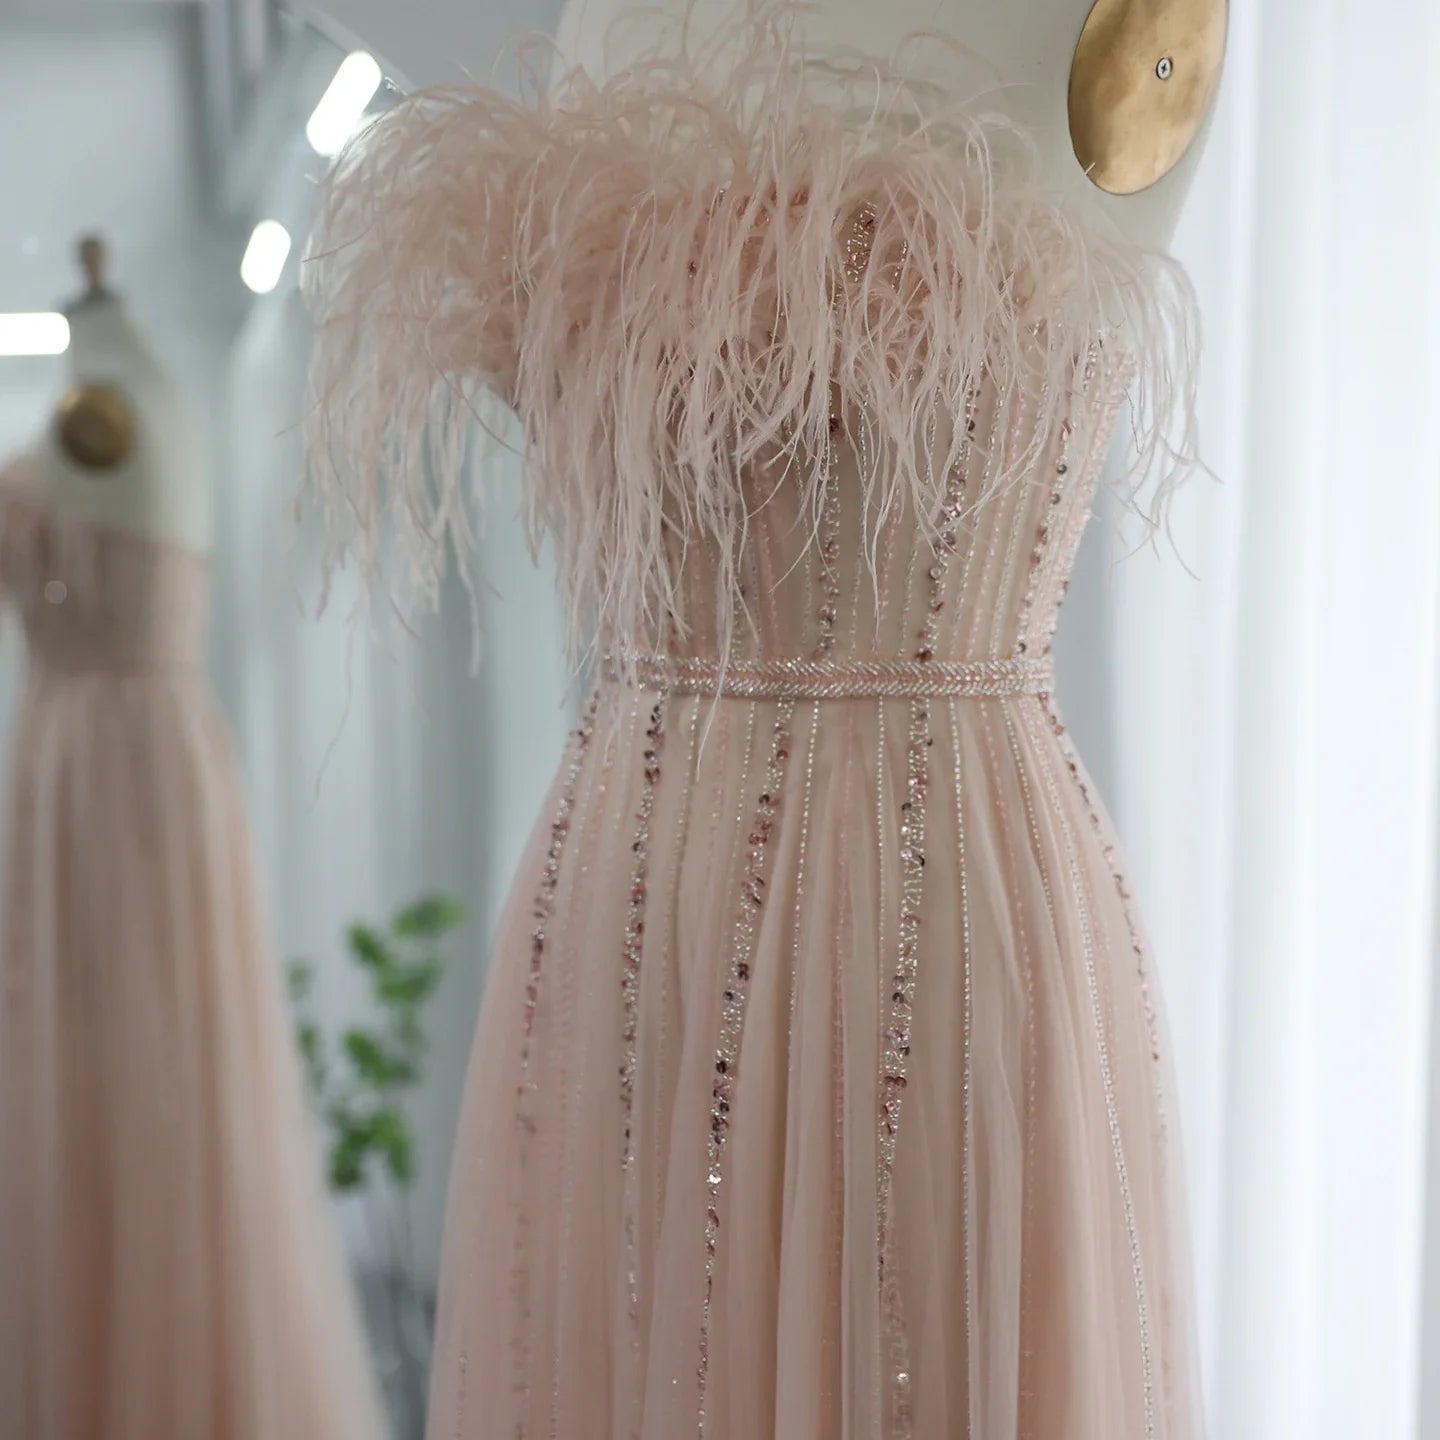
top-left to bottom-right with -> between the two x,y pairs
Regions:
1068,0 -> 1227,196
53,383 -> 136,472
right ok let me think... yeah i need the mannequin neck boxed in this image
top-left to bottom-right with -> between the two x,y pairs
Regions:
64,293 -> 163,386
12,295 -> 215,553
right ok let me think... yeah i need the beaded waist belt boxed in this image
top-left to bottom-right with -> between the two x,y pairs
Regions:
610,652 -> 1054,700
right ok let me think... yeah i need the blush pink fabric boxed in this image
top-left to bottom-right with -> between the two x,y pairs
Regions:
419,372 -> 1203,1440
0,470 -> 383,1440
301,12 -> 1206,1436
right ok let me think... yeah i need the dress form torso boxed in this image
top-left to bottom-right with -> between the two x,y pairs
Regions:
555,0 -> 1218,251
306,0 -> 1220,248
24,295 -> 212,555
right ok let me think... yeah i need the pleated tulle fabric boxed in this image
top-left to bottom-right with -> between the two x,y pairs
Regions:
0,472 -> 383,1440
418,385 -> 1204,1440
299,7 -> 1205,1436
428,683 -> 1200,1440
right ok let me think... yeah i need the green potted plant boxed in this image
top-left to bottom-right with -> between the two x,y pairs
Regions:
287,893 -> 465,1438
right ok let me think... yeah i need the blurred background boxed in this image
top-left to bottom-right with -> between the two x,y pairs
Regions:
0,1 -> 1437,1436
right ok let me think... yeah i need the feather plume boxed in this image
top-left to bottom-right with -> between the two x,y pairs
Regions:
300,1 -> 1199,669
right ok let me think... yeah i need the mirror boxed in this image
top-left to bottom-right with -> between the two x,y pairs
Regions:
0,5 -> 567,1435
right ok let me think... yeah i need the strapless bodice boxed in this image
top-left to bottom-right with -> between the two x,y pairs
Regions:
625,345 -> 1130,680
299,14 -> 1194,668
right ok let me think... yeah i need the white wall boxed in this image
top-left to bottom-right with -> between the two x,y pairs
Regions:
299,0 -> 563,89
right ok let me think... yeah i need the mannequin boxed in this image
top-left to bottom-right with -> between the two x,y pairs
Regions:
295,5 -> 1221,1436
17,234 -> 211,553
554,0 -> 1225,250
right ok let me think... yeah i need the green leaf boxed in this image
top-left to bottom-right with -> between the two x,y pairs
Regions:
296,1020 -> 321,1079
285,958 -> 314,1000
347,923 -> 394,971
392,894 -> 465,939
329,1132 -> 367,1191
298,1020 -> 322,1062
328,1107 -> 373,1190
377,957 -> 444,1007
370,1108 -> 416,1186
342,1029 -> 416,1087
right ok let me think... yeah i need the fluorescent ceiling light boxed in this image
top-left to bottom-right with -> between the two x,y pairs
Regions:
240,220 -> 292,295
306,51 -> 383,157
0,312 -> 70,357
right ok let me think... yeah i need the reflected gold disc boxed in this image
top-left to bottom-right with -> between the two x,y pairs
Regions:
53,382 -> 136,471
1069,0 -> 1227,195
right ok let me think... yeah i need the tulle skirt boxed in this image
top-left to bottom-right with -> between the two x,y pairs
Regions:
0,666 -> 382,1439
426,683 -> 1201,1439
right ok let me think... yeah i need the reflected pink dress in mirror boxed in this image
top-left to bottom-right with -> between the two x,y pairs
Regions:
0,458 -> 383,1439
303,8 -> 1205,1436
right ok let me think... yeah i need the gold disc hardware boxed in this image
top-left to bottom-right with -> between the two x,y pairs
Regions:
53,382 -> 136,472
1068,0 -> 1227,195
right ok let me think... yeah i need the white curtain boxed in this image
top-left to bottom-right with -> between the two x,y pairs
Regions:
1060,2 -> 1440,1435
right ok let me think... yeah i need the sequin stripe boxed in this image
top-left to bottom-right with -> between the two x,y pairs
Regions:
655,698 -> 703,1231
877,433 -> 974,1433
784,701 -> 822,1059
1014,361 -> 1080,658
846,398 -> 876,653
821,701 -> 859,1428
616,698 -> 666,1435
1040,353 -> 1135,654
815,436 -> 842,654
943,695 -> 977,1439
551,696 -> 637,1440
871,690 -> 891,1424
983,703 -> 1047,1440
1021,347 -> 1099,653
1039,699 -> 1166,1093
697,698 -> 773,1435
1018,701 -> 1156,1440
954,388 -> 1009,657
877,694 -> 928,1435
498,689 -> 601,1440
988,380 -> 1049,659
889,405 -> 939,663
916,390 -> 978,666
697,701 -> 796,1434
799,419 -> 841,1127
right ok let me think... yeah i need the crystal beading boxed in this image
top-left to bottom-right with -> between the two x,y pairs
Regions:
505,690 -> 600,1440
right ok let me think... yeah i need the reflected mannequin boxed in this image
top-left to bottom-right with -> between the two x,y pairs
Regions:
0,241 -> 384,1440
39,235 -> 213,550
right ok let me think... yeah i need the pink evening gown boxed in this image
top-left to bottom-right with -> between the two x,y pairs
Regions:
0,455 -> 383,1439
303,8 -> 1204,1437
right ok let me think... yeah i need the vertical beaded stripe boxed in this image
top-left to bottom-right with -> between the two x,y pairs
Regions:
694,402 -> 851,1434
1041,701 -> 1166,1087
1022,704 -> 1156,1440
994,705 -> 1059,1440
503,690 -> 600,1440
876,430 -> 971,1436
618,700 -> 665,1436
696,700 -> 801,1436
